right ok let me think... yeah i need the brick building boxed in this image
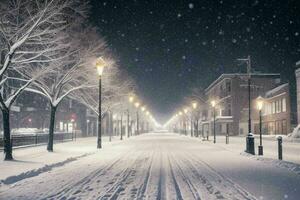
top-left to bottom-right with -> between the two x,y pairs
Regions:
254,83 -> 291,135
203,73 -> 282,136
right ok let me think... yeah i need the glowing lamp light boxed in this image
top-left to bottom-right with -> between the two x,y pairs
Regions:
211,100 -> 216,107
141,106 -> 145,112
179,111 -> 183,115
184,108 -> 188,114
257,97 -> 264,111
192,102 -> 197,109
129,96 -> 134,103
135,102 -> 140,108
96,57 -> 106,76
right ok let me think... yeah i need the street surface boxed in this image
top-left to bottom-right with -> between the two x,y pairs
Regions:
1,133 -> 300,200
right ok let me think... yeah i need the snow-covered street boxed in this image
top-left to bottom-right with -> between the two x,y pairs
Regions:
1,133 -> 300,200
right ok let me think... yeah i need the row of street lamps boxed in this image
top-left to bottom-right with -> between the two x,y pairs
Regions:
95,57 -> 155,149
167,97 -> 265,156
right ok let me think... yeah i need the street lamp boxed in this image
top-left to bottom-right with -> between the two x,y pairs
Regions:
184,108 -> 188,135
192,102 -> 198,137
211,100 -> 216,143
135,102 -> 140,135
96,57 -> 106,149
127,95 -> 134,138
257,97 -> 264,156
141,106 -> 145,132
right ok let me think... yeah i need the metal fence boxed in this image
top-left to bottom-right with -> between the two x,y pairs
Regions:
0,132 -> 75,149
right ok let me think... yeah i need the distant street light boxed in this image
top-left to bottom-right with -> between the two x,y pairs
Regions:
135,102 -> 140,135
127,96 -> 134,138
96,57 -> 106,149
257,96 -> 264,156
192,102 -> 198,137
184,108 -> 188,135
211,100 -> 216,143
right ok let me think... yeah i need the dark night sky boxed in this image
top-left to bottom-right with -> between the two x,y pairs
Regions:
90,0 -> 300,123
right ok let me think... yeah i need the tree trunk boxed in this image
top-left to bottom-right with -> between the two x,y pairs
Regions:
47,105 -> 57,152
2,108 -> 13,160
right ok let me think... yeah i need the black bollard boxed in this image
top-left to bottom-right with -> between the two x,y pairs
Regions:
277,136 -> 283,160
246,133 -> 255,155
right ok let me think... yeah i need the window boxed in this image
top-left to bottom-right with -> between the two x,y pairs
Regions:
275,121 -> 282,135
276,100 -> 281,113
282,98 -> 287,112
226,80 -> 231,93
272,102 -> 276,114
278,99 -> 282,113
282,120 -> 287,135
269,122 -> 275,135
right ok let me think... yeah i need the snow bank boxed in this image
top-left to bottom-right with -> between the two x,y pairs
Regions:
288,124 -> 300,139
241,152 -> 300,176
0,152 -> 93,186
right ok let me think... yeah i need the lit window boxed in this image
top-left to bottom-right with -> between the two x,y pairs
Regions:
282,98 -> 287,112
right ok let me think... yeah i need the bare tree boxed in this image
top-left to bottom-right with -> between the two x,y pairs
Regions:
0,0 -> 86,160
71,64 -> 135,119
23,26 -> 107,152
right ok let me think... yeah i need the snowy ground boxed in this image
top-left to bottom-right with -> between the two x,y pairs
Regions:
1,133 -> 300,200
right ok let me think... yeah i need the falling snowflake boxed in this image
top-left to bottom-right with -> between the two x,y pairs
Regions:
184,39 -> 188,43
182,55 -> 186,60
219,30 -> 224,35
202,41 -> 207,46
295,32 -> 299,36
188,3 -> 194,9
177,13 -> 182,18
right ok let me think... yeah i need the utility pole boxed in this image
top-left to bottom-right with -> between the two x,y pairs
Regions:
237,55 -> 255,154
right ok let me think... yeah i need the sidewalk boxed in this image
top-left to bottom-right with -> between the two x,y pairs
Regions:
198,135 -> 300,165
0,136 -> 124,182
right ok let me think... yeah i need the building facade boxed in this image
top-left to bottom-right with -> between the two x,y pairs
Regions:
295,61 -> 300,125
254,83 -> 291,135
204,73 -> 282,136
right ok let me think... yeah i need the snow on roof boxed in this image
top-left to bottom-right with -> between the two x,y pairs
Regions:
205,73 -> 280,93
296,60 -> 300,66
265,83 -> 288,97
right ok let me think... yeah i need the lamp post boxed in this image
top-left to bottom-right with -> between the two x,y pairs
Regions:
135,102 -> 140,135
141,106 -> 145,133
257,97 -> 264,155
184,108 -> 188,135
192,102 -> 197,137
179,111 -> 183,134
146,111 -> 150,132
128,96 -> 134,137
96,57 -> 106,149
211,100 -> 216,144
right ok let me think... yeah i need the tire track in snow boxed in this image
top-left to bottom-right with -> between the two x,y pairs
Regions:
185,152 -> 257,200
135,151 -> 154,200
169,153 -> 201,200
97,151 -> 147,200
156,150 -> 166,200
43,149 -> 135,200
167,155 -> 184,200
